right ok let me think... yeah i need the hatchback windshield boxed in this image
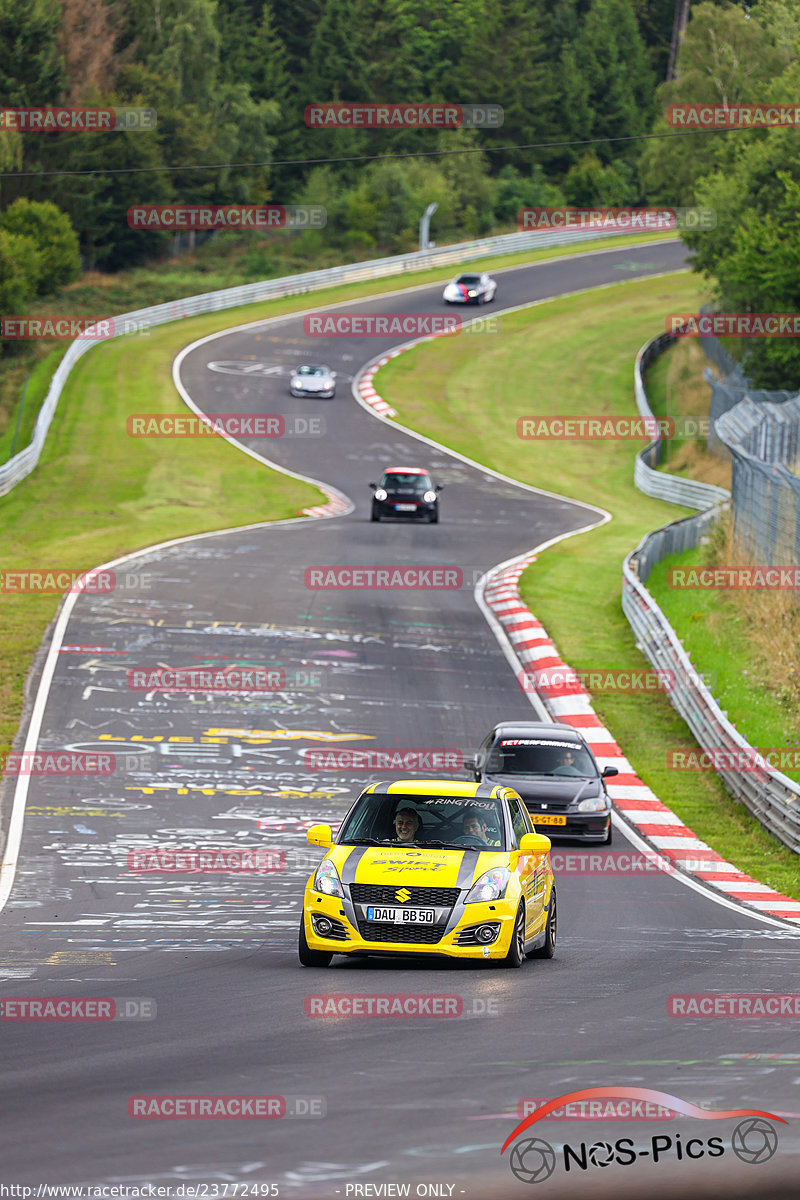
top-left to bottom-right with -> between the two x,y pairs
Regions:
381,472 -> 433,491
338,792 -> 507,849
297,365 -> 330,376
487,737 -> 596,777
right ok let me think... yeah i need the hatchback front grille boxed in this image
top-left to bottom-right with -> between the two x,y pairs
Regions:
350,883 -> 460,907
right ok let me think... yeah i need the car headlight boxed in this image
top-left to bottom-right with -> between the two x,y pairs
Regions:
465,866 -> 511,904
373,488 -> 387,501
577,795 -> 608,812
467,290 -> 477,297
312,859 -> 343,897
322,379 -> 334,388
423,490 -> 437,503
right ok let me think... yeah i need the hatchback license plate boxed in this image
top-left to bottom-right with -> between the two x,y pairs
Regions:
366,906 -> 435,923
535,815 -> 567,826
394,503 -> 417,511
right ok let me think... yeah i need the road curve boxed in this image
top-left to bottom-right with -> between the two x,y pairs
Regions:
2,239 -> 798,1198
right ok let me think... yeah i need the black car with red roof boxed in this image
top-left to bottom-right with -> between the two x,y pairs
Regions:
465,721 -> 618,844
369,467 -> 442,523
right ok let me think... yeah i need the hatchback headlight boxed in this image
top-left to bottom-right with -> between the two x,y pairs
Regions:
577,795 -> 608,812
373,488 -> 387,501
312,859 -> 343,897
465,867 -> 510,904
423,490 -> 437,503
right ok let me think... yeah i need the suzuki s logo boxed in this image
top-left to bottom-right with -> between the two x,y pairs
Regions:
396,888 -> 411,903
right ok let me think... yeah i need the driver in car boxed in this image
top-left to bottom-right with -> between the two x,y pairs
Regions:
553,747 -> 583,776
461,811 -> 500,845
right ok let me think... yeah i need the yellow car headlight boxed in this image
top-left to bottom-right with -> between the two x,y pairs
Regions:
312,859 -> 343,898
465,866 -> 510,904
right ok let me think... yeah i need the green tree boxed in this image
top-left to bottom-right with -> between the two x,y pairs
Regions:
0,198 -> 80,292
0,229 -> 41,312
713,174 -> 800,388
575,0 -> 655,171
562,150 -> 637,204
456,0 -> 553,173
0,0 -> 65,104
640,1 -> 785,204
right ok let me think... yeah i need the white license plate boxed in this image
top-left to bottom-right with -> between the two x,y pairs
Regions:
366,906 -> 435,923
394,503 -> 417,512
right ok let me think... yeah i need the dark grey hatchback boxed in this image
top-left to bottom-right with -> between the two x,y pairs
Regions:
465,721 -> 618,844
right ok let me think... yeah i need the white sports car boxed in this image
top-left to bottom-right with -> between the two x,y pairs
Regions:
443,272 -> 498,304
289,364 -> 336,398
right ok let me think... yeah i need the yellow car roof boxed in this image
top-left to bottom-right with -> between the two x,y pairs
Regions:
363,779 -> 507,798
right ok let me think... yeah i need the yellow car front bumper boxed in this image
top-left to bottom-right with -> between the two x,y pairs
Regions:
303,889 -> 522,960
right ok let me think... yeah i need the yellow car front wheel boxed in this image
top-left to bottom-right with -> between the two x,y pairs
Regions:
502,902 -> 526,968
298,919 -> 333,968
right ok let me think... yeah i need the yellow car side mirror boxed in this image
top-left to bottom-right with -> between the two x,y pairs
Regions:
518,832 -> 551,856
306,823 -> 333,848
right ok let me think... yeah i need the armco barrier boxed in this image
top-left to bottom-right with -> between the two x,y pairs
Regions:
633,331 -> 730,510
623,530 -> 800,853
0,223 -> 636,497
625,335 -> 800,854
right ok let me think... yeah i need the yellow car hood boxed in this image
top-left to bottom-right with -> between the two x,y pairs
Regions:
328,844 -> 505,888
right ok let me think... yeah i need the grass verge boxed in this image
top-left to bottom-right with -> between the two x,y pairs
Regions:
644,338 -> 731,490
646,517 -> 800,784
376,271 -> 800,898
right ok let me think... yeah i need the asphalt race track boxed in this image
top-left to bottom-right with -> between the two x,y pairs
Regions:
3,240 -> 799,1198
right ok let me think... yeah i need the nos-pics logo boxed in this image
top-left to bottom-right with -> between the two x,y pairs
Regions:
501,1088 -> 782,1184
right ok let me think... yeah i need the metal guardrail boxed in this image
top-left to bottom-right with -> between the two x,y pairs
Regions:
633,331 -> 730,510
0,222 -> 635,497
625,334 -> 800,855
623,532 -> 800,853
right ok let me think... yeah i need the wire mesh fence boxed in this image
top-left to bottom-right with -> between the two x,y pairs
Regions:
715,396 -> 800,567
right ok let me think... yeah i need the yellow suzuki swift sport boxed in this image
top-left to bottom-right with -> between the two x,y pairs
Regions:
299,779 -> 556,967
